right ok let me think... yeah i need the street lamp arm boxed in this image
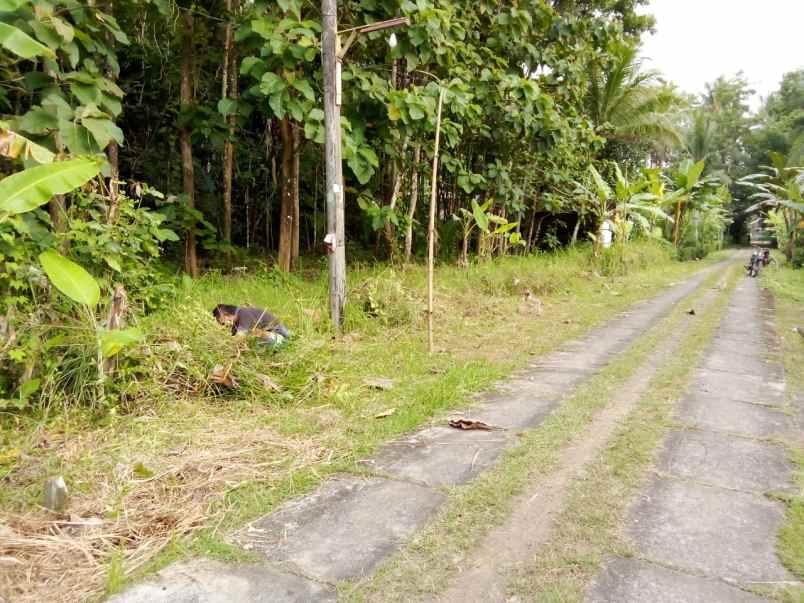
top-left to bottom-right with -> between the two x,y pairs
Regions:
338,16 -> 410,35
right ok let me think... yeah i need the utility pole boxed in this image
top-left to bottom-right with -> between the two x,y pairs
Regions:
322,0 -> 346,329
321,9 -> 408,331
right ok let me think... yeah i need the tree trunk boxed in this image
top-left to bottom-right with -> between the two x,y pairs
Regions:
460,229 -> 470,267
106,141 -> 120,223
291,127 -> 301,268
525,209 -> 536,253
179,10 -> 199,277
221,0 -> 238,247
383,154 -> 404,261
571,213 -> 582,245
45,62 -> 67,239
404,144 -> 421,263
277,116 -> 294,272
673,200 -> 683,247
104,13 -> 120,224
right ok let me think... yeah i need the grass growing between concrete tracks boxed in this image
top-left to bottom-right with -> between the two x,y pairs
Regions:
763,265 -> 804,602
339,262 -> 732,602
501,264 -> 741,602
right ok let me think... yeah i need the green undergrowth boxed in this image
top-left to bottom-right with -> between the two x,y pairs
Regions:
340,258 -> 733,602
763,264 -> 804,600
0,241 -> 725,599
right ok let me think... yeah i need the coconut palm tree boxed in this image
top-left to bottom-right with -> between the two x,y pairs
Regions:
686,109 -> 717,164
587,43 -> 683,155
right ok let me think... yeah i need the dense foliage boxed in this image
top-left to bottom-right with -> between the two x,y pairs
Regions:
0,0 -> 801,406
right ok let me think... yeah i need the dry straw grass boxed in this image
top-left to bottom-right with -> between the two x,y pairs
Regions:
0,423 -> 327,603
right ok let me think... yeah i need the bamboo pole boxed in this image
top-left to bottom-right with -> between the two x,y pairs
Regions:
427,87 -> 445,354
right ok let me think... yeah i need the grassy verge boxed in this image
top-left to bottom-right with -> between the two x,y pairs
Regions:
339,260 -> 732,602
504,263 -> 740,601
0,242 -> 720,602
762,264 -> 804,601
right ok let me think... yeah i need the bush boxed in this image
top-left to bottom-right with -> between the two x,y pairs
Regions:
352,269 -> 420,328
792,245 -> 804,269
0,190 -> 178,408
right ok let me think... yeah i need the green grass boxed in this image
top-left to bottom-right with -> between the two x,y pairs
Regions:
339,260 -> 732,602
0,241 -> 723,600
762,264 -> 804,601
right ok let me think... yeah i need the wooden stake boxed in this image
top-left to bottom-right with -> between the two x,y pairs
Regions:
427,87 -> 445,354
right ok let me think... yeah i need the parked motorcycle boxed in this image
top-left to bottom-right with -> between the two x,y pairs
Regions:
746,250 -> 762,277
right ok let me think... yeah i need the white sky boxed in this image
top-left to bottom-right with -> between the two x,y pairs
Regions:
639,0 -> 804,111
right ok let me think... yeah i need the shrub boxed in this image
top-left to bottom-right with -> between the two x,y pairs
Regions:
352,269 -> 420,328
0,190 -> 178,408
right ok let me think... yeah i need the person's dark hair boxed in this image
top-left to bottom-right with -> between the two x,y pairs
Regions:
212,304 -> 238,320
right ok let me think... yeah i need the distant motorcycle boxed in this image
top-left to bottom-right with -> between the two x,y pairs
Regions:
746,250 -> 762,278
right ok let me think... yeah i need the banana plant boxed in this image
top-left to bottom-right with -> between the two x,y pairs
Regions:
579,164 -> 673,255
738,151 -> 804,260
663,159 -> 721,247
0,158 -> 141,402
453,199 -> 522,266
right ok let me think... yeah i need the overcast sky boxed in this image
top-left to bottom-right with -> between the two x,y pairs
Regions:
638,0 -> 804,111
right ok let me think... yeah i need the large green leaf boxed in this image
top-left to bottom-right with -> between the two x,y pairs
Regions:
0,158 -> 101,214
261,72 -> 286,95
0,124 -> 54,164
82,118 -> 124,149
685,160 -> 705,188
471,199 -> 489,232
292,78 -> 315,101
39,251 -> 100,307
0,0 -> 27,11
588,165 -> 611,201
0,22 -> 55,59
100,328 -> 143,358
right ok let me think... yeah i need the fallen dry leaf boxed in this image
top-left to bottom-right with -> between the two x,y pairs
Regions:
211,364 -> 238,389
255,373 -> 282,392
448,418 -> 504,431
363,377 -> 395,391
303,308 -> 322,323
374,408 -> 396,419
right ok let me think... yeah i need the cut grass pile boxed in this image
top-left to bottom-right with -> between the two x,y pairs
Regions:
0,241 -> 718,602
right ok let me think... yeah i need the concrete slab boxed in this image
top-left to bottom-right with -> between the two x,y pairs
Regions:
237,476 -> 444,582
109,559 -> 335,603
469,394 -> 556,431
627,478 -> 792,583
529,350 -> 606,372
586,557 -> 768,603
369,425 -> 510,487
679,394 -> 792,438
658,429 -> 791,492
701,348 -> 782,381
715,327 -> 769,346
691,369 -> 785,406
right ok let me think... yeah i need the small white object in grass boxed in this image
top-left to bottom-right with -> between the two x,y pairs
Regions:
43,476 -> 68,511
388,32 -> 397,48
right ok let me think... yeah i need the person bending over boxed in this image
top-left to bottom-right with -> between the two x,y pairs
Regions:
212,304 -> 290,338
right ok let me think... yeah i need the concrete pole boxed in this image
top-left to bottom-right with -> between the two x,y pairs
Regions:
322,0 -> 346,329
